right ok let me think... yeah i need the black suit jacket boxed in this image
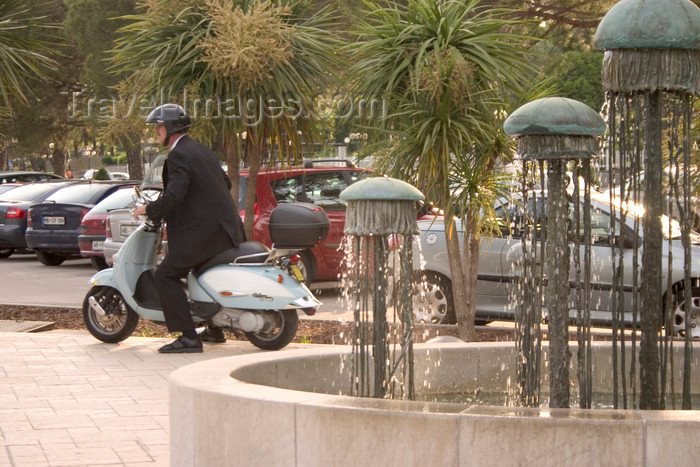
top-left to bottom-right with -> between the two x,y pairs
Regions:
146,135 -> 245,267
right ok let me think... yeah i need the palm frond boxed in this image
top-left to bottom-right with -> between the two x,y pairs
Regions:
112,0 -> 341,166
349,0 -> 543,209
0,0 -> 57,108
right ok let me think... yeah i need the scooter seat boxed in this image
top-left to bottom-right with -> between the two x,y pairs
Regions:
193,241 -> 271,277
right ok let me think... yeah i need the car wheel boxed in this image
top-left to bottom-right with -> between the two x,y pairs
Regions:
297,250 -> 316,284
0,248 -> 14,259
670,287 -> 700,338
36,250 -> 67,266
411,272 -> 456,324
90,256 -> 109,271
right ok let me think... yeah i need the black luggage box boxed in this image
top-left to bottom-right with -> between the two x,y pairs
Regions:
269,203 -> 330,248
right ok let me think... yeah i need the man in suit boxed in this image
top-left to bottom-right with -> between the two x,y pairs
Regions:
133,104 -> 245,353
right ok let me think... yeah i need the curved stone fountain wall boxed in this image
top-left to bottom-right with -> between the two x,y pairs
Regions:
170,342 -> 700,466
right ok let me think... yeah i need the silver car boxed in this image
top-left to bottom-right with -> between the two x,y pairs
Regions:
410,191 -> 700,336
103,190 -> 161,266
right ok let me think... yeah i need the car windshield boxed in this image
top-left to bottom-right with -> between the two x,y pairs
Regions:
0,183 -> 65,202
605,195 -> 700,242
0,172 -> 61,183
142,153 -> 227,191
0,185 -> 19,195
266,170 -> 369,210
89,187 -> 142,214
44,184 -> 112,204
141,154 -> 167,189
661,214 -> 700,241
494,193 -> 700,243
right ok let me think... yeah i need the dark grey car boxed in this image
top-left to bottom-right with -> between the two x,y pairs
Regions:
25,181 -> 137,265
0,171 -> 64,184
0,181 -> 79,258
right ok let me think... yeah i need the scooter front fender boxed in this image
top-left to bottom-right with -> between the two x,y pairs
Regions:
87,268 -> 153,320
88,268 -> 116,289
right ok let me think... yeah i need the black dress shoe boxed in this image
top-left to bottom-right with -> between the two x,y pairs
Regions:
199,326 -> 226,343
158,335 -> 203,354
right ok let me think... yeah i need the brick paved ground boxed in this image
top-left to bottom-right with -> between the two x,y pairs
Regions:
0,330 -> 289,466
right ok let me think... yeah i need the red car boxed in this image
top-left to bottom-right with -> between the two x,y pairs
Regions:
141,156 -> 371,282
239,162 -> 371,282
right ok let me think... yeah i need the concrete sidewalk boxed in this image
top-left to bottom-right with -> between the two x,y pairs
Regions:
0,329 -> 319,466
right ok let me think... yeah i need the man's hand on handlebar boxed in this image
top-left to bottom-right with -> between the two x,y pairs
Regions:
133,204 -> 147,219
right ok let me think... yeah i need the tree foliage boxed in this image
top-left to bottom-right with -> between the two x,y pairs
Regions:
94,167 -> 111,180
199,0 -> 296,89
112,0 -> 342,237
64,0 -> 136,94
544,48 -> 605,111
0,1 -> 78,175
0,0 -> 56,172
1,0 -> 670,177
63,0 -> 141,177
348,0 -> 543,339
0,0 -> 56,113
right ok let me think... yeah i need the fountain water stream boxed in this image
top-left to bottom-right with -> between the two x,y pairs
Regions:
504,97 -> 606,409
595,0 -> 700,409
339,176 -> 424,399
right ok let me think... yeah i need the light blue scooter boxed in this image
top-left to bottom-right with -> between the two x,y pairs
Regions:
82,197 -> 327,350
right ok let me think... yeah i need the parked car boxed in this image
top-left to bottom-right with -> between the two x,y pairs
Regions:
26,181 -> 138,265
102,190 -> 162,266
109,172 -> 130,180
141,155 -> 372,282
79,186 -> 154,270
604,168 -> 700,231
0,183 -> 22,196
0,171 -> 64,184
239,161 -> 371,282
0,181 -> 79,258
81,169 -> 130,180
407,191 -> 700,335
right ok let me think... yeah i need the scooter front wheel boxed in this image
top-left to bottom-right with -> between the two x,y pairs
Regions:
245,309 -> 298,350
82,286 -> 140,343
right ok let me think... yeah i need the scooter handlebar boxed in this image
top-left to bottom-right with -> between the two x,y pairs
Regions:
131,187 -> 160,231
142,218 -> 161,232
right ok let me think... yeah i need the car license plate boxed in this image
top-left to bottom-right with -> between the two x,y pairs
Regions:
290,264 -> 305,282
120,225 -> 137,237
92,241 -> 104,250
43,216 -> 65,226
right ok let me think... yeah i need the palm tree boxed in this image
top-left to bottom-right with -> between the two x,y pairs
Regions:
348,0 -> 541,339
0,0 -> 55,113
0,0 -> 58,172
112,0 -> 341,237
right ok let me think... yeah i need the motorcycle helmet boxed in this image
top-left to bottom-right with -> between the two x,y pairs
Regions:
146,104 -> 191,146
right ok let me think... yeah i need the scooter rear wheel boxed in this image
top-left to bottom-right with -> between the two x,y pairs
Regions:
244,309 -> 298,350
82,286 -> 140,343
